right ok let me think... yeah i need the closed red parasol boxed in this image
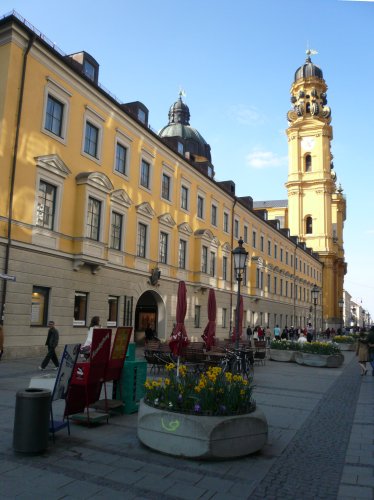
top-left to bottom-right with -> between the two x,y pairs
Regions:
202,288 -> 216,350
169,281 -> 189,356
231,296 -> 243,344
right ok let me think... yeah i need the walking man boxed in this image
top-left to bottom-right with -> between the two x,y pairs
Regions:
39,320 -> 59,370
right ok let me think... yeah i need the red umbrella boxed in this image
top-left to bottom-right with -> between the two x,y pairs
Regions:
231,296 -> 243,343
169,281 -> 189,356
202,288 -> 216,350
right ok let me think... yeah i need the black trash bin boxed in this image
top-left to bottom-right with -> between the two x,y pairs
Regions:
13,388 -> 51,454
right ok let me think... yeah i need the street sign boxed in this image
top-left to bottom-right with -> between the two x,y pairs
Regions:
0,273 -> 16,281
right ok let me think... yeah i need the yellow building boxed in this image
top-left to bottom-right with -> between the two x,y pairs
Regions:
0,13 -> 323,358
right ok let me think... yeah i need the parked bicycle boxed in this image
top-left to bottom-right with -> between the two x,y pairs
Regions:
220,347 -> 254,379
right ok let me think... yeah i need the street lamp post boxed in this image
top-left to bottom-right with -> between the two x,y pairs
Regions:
232,238 -> 248,350
338,298 -> 344,333
311,284 -> 320,341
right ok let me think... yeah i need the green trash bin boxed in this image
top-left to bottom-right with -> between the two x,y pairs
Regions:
13,388 -> 51,454
118,360 -> 147,414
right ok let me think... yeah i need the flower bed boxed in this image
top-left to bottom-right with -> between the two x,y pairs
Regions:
333,335 -> 355,351
138,363 -> 268,458
269,340 -> 343,367
143,363 -> 255,416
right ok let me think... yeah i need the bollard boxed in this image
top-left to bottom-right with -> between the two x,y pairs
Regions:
13,388 -> 51,454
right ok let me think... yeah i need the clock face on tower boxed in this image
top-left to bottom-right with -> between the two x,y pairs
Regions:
301,137 -> 315,151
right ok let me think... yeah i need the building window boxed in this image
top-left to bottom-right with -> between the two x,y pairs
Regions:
291,254 -> 294,267
194,305 -> 201,328
123,295 -> 133,326
280,278 -> 283,296
274,276 -> 277,295
222,308 -> 227,328
110,211 -> 123,250
211,205 -> 217,226
252,230 -> 257,248
223,212 -> 229,232
280,248 -> 283,262
137,223 -> 147,258
268,240 -> 271,256
138,108 -> 146,124
305,154 -> 312,172
84,122 -> 99,158
243,225 -> 248,243
83,59 -> 96,81
260,235 -> 264,252
140,159 -> 150,189
179,239 -> 187,269
290,283 -> 293,298
31,286 -> 49,326
306,216 -> 313,234
222,256 -> 228,281
197,195 -> 204,219
177,141 -> 184,154
162,173 -> 171,200
233,219 -> 238,239
107,296 -> 119,327
267,274 -> 271,293
87,197 -> 101,241
159,231 -> 168,264
45,95 -> 63,137
210,252 -> 216,277
274,244 -> 278,259
202,246 -> 208,273
74,292 -> 88,326
36,180 -> 56,230
286,251 -> 289,265
181,185 -> 189,210
285,281 -> 288,297
115,143 -> 127,175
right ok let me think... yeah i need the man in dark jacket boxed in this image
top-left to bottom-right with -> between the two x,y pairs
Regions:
39,320 -> 59,370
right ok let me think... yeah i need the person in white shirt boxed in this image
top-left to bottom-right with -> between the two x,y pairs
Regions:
298,332 -> 307,344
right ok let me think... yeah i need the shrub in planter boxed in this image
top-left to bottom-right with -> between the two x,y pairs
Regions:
333,335 -> 355,344
143,363 -> 255,416
270,340 -> 299,362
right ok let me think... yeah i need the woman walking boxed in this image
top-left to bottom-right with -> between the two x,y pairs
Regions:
356,330 -> 369,376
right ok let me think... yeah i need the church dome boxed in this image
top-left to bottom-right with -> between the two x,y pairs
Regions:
294,56 -> 323,82
158,94 -> 212,168
158,96 -> 209,148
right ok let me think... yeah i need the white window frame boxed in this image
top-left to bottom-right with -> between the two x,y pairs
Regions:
84,185 -> 107,242
211,203 -> 218,227
159,230 -> 170,265
223,211 -> 230,233
82,106 -> 104,163
179,238 -> 188,269
181,184 -> 190,212
42,78 -> 71,144
197,194 -> 205,220
113,130 -> 132,178
136,218 -> 150,259
234,218 -> 239,239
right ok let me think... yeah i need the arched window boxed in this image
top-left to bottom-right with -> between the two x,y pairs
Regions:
305,154 -> 312,172
306,216 -> 313,234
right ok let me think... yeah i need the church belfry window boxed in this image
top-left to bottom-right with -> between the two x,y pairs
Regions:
306,216 -> 313,234
305,154 -> 312,172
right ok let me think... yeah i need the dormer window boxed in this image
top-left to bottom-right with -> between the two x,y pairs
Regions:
137,108 -> 146,124
83,60 -> 96,81
177,141 -> 184,155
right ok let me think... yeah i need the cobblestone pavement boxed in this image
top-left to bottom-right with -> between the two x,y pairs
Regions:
0,350 -> 373,499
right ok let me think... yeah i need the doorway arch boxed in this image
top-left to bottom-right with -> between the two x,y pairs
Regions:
135,290 -> 166,344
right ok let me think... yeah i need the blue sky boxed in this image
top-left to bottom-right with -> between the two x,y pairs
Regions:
2,0 -> 374,318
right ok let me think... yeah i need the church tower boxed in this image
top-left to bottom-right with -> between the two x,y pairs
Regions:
286,51 -> 346,329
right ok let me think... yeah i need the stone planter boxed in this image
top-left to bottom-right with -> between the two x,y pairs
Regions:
137,400 -> 268,459
335,343 -> 354,351
294,352 -> 344,368
269,349 -> 296,362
